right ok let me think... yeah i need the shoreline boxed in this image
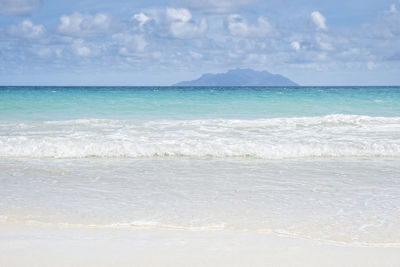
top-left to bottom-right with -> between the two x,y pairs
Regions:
1,222 -> 400,267
1,220 -> 400,249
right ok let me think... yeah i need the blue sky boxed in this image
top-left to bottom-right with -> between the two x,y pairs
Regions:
0,0 -> 400,85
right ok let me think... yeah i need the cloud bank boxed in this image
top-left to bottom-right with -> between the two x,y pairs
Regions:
1,1 -> 400,85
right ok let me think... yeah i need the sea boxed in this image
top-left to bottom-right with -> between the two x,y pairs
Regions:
0,86 -> 399,246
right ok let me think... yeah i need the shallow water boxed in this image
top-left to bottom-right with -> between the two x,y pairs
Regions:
1,158 -> 400,246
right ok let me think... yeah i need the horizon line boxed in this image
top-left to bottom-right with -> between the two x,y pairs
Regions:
1,85 -> 400,87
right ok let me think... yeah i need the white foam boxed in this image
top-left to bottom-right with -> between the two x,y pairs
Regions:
1,115 -> 400,159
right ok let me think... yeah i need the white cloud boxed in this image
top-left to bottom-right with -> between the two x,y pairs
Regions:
58,12 -> 113,37
315,35 -> 333,50
166,8 -> 192,22
311,11 -> 327,30
133,13 -> 150,28
8,19 -> 45,38
113,33 -> 147,54
375,3 -> 400,37
134,36 -> 147,51
35,47 -> 62,58
71,39 -> 93,57
291,41 -> 301,51
0,0 -> 41,15
389,4 -> 397,13
189,50 -> 203,59
227,14 -> 273,37
166,8 -> 207,38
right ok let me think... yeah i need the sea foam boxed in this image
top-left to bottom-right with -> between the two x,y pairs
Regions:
1,115 -> 399,159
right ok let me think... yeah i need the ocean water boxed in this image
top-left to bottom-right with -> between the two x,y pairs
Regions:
1,86 -> 400,246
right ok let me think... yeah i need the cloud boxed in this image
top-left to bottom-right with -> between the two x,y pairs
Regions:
113,33 -> 147,54
389,4 -> 397,13
315,34 -> 333,50
166,8 -> 192,22
166,8 -> 207,38
35,47 -> 62,58
58,12 -> 113,37
365,3 -> 400,39
168,0 -> 258,13
291,41 -> 301,51
367,61 -> 377,70
189,50 -> 203,60
0,0 -> 41,15
71,39 -> 94,57
8,19 -> 45,38
311,11 -> 327,30
2,0 -> 400,85
384,4 -> 400,36
133,13 -> 150,29
227,14 -> 274,37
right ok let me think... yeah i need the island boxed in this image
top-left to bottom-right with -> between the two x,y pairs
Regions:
173,68 -> 298,86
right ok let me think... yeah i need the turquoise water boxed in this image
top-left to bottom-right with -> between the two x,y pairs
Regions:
1,86 -> 400,120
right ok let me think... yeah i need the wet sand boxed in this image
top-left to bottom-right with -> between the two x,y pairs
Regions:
1,222 -> 399,267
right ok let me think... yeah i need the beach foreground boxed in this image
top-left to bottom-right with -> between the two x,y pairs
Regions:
1,222 -> 400,267
1,157 -> 400,266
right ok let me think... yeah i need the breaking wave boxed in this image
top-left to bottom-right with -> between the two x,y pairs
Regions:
1,114 -> 399,159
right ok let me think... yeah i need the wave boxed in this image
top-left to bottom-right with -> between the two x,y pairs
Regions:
1,114 -> 400,159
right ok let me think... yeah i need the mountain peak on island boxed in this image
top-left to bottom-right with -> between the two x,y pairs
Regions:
173,68 -> 298,86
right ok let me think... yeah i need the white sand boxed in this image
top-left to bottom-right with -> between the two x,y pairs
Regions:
1,222 -> 399,267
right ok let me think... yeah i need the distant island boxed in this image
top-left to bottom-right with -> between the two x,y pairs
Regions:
173,68 -> 298,86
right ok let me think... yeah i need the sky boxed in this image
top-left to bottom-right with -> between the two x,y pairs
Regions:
0,0 -> 400,86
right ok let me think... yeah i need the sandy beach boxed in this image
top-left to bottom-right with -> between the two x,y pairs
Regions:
1,222 -> 400,267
